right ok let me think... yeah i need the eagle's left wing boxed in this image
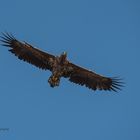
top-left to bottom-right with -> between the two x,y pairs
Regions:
64,62 -> 122,92
0,32 -> 55,71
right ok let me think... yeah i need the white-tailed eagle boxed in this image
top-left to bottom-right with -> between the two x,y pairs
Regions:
0,32 -> 123,92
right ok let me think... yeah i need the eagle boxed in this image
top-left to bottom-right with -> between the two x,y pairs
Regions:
0,32 -> 122,92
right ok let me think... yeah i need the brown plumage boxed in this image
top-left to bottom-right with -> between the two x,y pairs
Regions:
0,32 -> 123,92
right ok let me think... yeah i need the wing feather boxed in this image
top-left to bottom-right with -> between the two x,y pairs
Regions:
0,32 -> 55,70
65,62 -> 123,92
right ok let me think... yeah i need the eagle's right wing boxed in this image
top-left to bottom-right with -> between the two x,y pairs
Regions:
64,62 -> 122,92
0,32 -> 55,71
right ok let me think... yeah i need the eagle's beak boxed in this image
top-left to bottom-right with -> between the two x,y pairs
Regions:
63,51 -> 67,56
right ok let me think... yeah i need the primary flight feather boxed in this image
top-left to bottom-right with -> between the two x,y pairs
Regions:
0,32 -> 122,92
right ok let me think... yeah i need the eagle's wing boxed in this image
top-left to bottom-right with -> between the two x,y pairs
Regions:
0,32 -> 55,71
64,62 -> 122,92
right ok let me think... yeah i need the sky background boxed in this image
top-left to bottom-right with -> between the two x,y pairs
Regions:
0,0 -> 140,139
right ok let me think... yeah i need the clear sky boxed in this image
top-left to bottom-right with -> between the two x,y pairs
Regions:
0,0 -> 140,140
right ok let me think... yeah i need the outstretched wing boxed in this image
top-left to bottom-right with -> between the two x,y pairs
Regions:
0,32 -> 55,71
64,62 -> 122,92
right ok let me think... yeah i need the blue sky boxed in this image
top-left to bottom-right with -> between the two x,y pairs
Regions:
0,0 -> 140,139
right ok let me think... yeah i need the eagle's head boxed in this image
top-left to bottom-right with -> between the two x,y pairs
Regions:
62,51 -> 67,57
59,52 -> 67,64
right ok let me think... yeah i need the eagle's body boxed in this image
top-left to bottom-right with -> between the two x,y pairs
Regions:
0,33 -> 122,92
48,52 -> 69,87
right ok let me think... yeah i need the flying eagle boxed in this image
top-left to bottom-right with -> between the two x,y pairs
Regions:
0,32 -> 122,92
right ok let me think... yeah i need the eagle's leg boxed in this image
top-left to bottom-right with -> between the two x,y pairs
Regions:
48,75 -> 60,87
